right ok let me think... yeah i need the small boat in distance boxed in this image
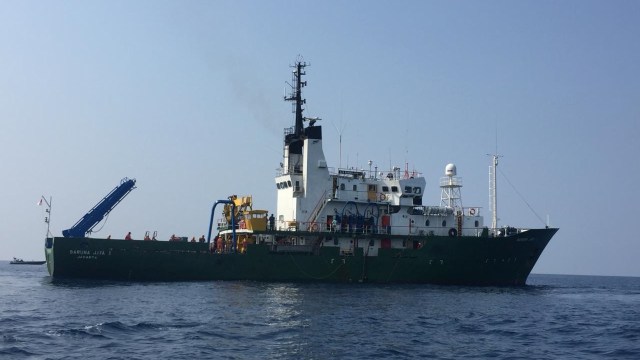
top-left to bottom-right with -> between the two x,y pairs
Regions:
10,257 -> 46,265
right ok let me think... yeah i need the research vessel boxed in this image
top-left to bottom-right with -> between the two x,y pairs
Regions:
44,60 -> 557,285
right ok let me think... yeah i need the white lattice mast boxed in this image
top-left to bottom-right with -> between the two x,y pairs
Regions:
440,164 -> 463,210
488,154 -> 501,229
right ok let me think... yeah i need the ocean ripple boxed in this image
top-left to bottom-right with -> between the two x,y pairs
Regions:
1,264 -> 639,359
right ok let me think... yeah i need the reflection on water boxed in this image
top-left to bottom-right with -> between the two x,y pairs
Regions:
263,284 -> 304,327
2,263 -> 639,360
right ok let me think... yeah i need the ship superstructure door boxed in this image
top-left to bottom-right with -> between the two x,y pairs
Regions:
367,184 -> 377,202
366,238 -> 379,256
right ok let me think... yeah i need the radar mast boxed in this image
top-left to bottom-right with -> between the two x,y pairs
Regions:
440,164 -> 463,210
284,59 -> 308,137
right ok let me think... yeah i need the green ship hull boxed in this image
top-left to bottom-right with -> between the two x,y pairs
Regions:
45,228 -> 556,285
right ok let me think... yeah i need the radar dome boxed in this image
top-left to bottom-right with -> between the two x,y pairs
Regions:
445,163 -> 457,177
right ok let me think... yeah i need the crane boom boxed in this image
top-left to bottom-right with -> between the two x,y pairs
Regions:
62,178 -> 137,238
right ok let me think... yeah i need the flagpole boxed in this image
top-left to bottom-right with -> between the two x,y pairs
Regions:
41,195 -> 53,238
47,196 -> 52,238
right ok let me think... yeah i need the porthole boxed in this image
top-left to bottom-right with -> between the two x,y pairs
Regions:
442,220 -> 446,227
425,219 -> 430,226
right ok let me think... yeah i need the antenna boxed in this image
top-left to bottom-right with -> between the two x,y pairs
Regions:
331,119 -> 346,169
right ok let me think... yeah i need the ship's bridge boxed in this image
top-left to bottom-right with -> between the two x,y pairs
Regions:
275,173 -> 304,197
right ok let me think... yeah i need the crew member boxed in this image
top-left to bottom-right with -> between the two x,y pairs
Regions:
125,232 -> 132,240
217,236 -> 224,253
269,214 -> 275,231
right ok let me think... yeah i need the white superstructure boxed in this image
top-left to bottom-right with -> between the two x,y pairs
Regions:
274,61 -> 485,242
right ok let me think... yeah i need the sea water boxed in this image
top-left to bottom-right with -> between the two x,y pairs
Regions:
1,261 -> 639,359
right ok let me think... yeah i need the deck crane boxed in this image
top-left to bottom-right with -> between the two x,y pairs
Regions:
62,178 -> 137,238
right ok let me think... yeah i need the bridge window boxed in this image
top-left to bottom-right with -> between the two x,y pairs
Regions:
413,187 -> 421,194
382,186 -> 389,192
391,186 -> 399,192
404,186 -> 412,193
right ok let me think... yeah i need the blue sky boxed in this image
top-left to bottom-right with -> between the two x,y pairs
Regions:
1,1 -> 639,277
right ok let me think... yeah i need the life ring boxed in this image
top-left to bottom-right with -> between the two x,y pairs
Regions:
469,208 -> 476,216
379,193 -> 386,201
448,228 -> 457,237
310,223 -> 319,232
